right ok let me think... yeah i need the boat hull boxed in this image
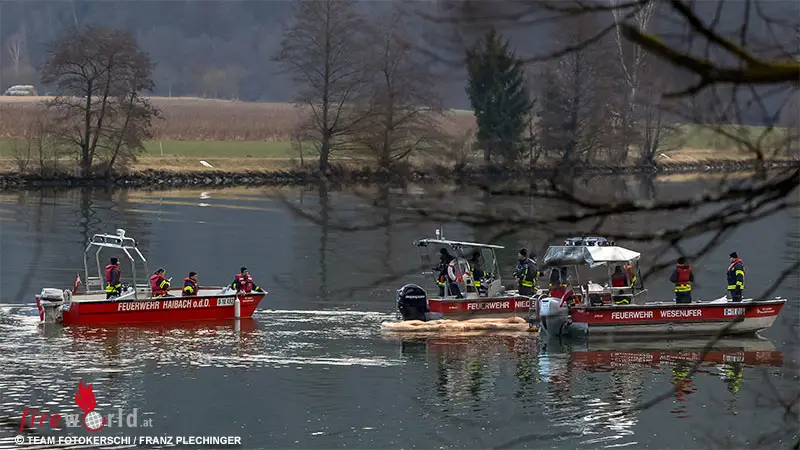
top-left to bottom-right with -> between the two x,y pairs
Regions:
427,295 -> 539,320
37,288 -> 265,325
540,299 -> 786,338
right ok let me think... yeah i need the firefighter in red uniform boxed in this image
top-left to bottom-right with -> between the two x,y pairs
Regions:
669,257 -> 694,304
183,271 -> 199,297
610,265 -> 630,305
105,257 -> 122,299
150,268 -> 172,298
230,267 -> 264,294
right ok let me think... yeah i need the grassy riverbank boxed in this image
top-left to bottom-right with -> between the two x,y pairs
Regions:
0,96 -> 795,172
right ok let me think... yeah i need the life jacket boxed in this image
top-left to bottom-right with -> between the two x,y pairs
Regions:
183,277 -> 199,296
549,284 -> 567,299
150,274 -> 169,297
234,273 -> 254,293
611,272 -> 628,288
105,264 -> 121,293
674,264 -> 692,293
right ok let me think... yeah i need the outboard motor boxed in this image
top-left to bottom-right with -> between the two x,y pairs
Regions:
37,288 -> 65,324
397,284 -> 430,321
538,295 -> 570,336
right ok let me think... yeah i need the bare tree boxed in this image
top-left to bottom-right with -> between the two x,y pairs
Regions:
40,26 -> 160,176
273,0 -> 373,173
4,27 -> 27,76
535,15 -> 617,165
355,6 -> 446,170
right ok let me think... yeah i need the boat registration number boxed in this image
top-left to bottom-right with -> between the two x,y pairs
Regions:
217,298 -> 235,306
724,308 -> 745,316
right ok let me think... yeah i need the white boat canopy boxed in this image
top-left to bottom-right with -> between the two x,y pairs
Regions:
542,245 -> 641,268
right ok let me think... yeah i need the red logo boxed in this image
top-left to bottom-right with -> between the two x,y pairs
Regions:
75,381 -> 106,432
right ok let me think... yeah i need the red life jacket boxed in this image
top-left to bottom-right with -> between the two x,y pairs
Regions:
105,264 -> 120,285
183,277 -> 198,296
611,272 -> 628,287
150,274 -> 168,296
235,273 -> 254,293
550,284 -> 567,299
728,258 -> 743,272
675,264 -> 692,286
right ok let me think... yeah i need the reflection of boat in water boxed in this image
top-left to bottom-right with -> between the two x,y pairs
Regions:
566,338 -> 783,371
34,229 -> 267,325
537,237 -> 787,338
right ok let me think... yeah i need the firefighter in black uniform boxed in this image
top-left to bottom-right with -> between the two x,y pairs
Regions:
727,252 -> 745,302
514,248 -> 540,296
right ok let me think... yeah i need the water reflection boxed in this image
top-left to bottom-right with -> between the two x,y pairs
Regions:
385,332 -> 785,446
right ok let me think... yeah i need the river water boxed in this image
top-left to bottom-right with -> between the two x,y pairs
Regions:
0,178 -> 797,449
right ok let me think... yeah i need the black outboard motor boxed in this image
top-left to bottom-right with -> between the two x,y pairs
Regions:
397,284 -> 429,321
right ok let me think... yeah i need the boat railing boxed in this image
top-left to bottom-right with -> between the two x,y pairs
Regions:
82,229 -> 149,301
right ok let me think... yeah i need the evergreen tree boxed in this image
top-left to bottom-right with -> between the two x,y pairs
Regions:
465,28 -> 534,164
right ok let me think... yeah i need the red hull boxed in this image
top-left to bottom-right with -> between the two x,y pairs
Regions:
428,296 -> 536,319
571,349 -> 783,370
565,300 -> 785,335
56,293 -> 265,325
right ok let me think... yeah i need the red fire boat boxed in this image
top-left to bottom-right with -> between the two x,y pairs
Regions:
537,237 -> 787,338
395,229 -> 538,322
34,229 -> 267,325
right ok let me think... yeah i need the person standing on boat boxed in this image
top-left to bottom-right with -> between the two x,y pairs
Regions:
727,252 -> 745,302
470,251 -> 488,296
231,267 -> 264,294
611,265 -> 631,305
105,257 -> 122,299
669,258 -> 694,304
183,271 -> 199,296
435,248 -> 453,296
548,267 -> 569,299
514,248 -> 540,296
150,268 -> 172,298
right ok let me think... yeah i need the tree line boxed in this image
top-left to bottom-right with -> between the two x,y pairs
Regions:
7,0 -> 796,176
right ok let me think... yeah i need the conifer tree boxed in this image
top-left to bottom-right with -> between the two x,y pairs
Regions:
465,28 -> 534,164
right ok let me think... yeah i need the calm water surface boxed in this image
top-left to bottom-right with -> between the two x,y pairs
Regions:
0,181 -> 797,449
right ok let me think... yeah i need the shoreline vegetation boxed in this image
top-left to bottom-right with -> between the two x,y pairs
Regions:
1,96 -> 797,189
1,159 -> 797,190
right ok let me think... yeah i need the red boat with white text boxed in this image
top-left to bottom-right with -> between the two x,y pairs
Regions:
537,237 -> 787,338
34,229 -> 267,325
395,229 -> 539,322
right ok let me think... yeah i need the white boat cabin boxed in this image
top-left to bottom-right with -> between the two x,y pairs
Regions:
541,237 -> 648,306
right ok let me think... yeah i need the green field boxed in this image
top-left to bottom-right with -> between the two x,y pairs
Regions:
0,139 -> 298,159
0,123 -> 792,164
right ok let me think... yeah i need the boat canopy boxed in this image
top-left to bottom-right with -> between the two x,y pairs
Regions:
542,245 -> 641,268
414,238 -> 504,250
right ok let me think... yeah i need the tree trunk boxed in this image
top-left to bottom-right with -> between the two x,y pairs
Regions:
319,134 -> 330,173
